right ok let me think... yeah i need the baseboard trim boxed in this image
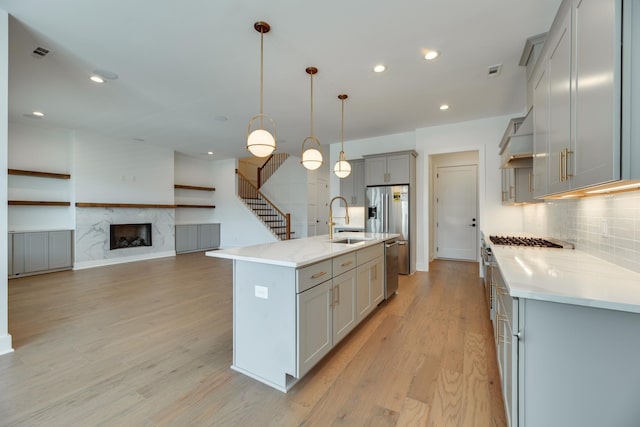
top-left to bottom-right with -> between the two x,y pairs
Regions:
73,251 -> 176,270
0,334 -> 14,356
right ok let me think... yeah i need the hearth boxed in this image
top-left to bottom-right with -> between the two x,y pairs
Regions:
110,223 -> 152,250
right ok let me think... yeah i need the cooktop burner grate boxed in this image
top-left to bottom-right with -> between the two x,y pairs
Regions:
489,235 -> 565,248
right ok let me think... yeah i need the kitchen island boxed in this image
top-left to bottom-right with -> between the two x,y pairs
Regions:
206,232 -> 398,392
484,237 -> 640,427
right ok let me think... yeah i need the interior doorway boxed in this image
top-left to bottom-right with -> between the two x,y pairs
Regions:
430,151 -> 479,261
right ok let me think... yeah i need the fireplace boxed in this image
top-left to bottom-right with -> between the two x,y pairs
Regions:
110,223 -> 152,250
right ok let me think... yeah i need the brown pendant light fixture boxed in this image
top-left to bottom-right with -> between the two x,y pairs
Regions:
334,94 -> 351,178
246,21 -> 276,157
301,67 -> 323,170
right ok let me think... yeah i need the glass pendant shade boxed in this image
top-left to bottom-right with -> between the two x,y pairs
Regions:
334,151 -> 351,178
302,147 -> 323,170
247,128 -> 276,157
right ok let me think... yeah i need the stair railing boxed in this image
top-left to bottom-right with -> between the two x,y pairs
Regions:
236,169 -> 291,240
257,153 -> 289,188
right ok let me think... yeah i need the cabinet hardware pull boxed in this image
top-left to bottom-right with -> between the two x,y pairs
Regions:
336,285 -> 340,305
513,331 -> 522,341
559,150 -> 565,182
509,185 -> 515,200
528,172 -> 533,193
501,191 -> 507,202
565,148 -> 573,178
311,271 -> 327,279
340,261 -> 353,267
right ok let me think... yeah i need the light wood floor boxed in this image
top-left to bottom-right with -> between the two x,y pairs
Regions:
1,254 -> 506,427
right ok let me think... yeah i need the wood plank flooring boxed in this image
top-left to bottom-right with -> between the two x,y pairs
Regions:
1,254 -> 506,426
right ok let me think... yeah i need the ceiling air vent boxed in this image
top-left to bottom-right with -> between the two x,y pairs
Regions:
487,64 -> 502,78
32,46 -> 50,58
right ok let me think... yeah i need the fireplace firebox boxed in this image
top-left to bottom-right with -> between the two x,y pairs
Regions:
110,223 -> 152,250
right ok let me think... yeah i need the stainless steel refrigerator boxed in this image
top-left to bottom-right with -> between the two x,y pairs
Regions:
365,185 -> 410,275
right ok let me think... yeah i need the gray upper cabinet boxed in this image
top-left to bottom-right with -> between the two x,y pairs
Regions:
340,159 -> 365,206
532,0 -> 631,197
364,151 -> 417,186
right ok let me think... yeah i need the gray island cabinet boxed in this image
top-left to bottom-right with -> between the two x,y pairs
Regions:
206,233 -> 394,392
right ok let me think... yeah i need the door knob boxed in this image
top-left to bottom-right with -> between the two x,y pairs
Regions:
469,224 -> 476,227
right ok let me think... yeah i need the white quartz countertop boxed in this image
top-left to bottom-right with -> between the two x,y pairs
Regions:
490,243 -> 640,314
205,232 -> 399,268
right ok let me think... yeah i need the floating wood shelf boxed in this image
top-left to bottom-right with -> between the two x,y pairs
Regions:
175,204 -> 216,209
76,202 -> 176,209
174,185 -> 216,191
8,169 -> 71,179
9,201 -> 71,206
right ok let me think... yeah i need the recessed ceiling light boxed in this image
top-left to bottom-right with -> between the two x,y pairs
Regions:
439,104 -> 450,111
207,151 -> 214,155
32,111 -> 45,117
93,69 -> 119,81
373,64 -> 386,73
90,75 -> 105,83
424,50 -> 439,60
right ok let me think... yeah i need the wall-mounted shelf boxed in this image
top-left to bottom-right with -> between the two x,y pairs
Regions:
9,201 -> 71,206
8,169 -> 71,179
76,202 -> 176,209
175,205 -> 216,209
174,184 -> 215,191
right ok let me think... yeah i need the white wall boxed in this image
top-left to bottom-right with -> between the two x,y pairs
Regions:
209,158 -> 276,247
260,155 -> 309,238
7,122 -> 74,231
174,153 -> 217,225
0,10 -> 13,355
74,131 -> 174,204
416,115 -> 524,270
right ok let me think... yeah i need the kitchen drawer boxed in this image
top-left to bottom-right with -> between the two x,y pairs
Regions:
296,259 -> 332,293
356,243 -> 383,265
332,252 -> 357,276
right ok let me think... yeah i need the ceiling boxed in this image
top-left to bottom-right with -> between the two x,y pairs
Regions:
0,0 -> 561,161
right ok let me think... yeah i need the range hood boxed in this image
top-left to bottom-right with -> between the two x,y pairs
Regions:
499,108 -> 533,168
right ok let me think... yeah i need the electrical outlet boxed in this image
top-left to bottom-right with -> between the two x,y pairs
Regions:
600,219 -> 609,238
255,285 -> 269,299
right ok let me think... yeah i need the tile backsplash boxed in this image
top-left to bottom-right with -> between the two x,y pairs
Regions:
523,189 -> 640,273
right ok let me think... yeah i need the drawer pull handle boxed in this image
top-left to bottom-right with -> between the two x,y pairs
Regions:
340,261 -> 353,267
311,271 -> 327,279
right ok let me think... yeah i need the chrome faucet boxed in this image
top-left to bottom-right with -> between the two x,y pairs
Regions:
329,196 -> 350,240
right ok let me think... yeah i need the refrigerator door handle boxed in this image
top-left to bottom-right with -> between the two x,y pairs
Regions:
384,193 -> 390,233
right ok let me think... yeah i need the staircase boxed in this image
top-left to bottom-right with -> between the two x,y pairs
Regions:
236,169 -> 292,240
258,153 -> 289,188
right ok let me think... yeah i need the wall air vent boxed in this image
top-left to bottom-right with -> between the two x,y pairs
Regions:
32,46 -> 50,58
487,64 -> 502,78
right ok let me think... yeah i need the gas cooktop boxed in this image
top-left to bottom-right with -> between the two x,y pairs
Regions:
489,235 -> 574,249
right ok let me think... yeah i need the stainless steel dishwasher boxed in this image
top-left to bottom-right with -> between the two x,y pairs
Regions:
384,239 -> 399,299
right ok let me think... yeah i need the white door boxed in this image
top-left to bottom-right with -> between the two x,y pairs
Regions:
307,170 -> 329,237
435,165 -> 477,260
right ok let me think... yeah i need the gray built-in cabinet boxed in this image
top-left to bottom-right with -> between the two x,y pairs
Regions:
232,242 -> 385,391
501,167 -> 536,205
364,152 -> 416,186
532,0 -> 640,197
339,159 -> 365,205
9,230 -> 73,277
175,223 -> 220,254
490,261 -> 640,427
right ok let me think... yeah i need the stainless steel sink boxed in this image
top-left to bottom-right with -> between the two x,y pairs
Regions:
331,238 -> 369,245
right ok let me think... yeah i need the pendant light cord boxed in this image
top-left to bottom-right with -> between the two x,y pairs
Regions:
310,72 -> 314,137
259,28 -> 264,128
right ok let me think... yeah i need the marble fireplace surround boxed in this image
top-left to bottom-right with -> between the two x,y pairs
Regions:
75,206 -> 175,269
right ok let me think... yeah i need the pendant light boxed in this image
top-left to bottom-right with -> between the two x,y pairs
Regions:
247,21 -> 276,157
334,94 -> 351,178
301,67 -> 323,170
